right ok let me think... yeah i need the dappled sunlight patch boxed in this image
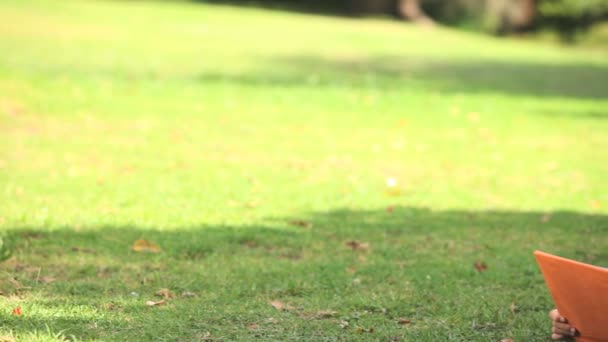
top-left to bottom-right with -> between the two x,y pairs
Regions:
0,8 -> 117,42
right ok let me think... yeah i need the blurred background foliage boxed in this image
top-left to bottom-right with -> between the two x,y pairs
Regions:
198,0 -> 608,41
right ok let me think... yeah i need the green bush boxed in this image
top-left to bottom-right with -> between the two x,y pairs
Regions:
539,0 -> 608,18
538,0 -> 608,39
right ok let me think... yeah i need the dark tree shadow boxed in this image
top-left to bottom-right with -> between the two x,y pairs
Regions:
198,55 -> 608,100
1,207 -> 606,339
190,0 -> 352,17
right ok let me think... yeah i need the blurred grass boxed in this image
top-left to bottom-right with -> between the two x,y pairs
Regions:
0,0 -> 607,340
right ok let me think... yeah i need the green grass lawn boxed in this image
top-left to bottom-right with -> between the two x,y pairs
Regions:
1,0 -> 607,340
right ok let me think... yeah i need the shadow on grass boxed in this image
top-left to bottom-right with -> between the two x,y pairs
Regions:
190,0 -> 351,17
538,107 -> 608,119
1,207 -> 607,339
198,55 -> 608,100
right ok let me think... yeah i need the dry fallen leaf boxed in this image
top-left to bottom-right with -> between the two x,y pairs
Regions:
397,318 -> 412,325
155,288 -> 175,300
270,300 -> 293,311
145,300 -> 165,307
501,339 -> 514,342
473,261 -> 488,272
38,276 -> 55,284
316,310 -> 337,318
242,240 -> 258,248
103,303 -> 120,311
131,239 -> 161,253
386,206 -> 395,213
182,291 -> 196,298
200,332 -> 212,341
287,220 -> 312,228
246,323 -> 258,330
71,246 -> 97,254
510,302 -> 517,315
11,307 -> 21,315
339,320 -> 349,329
346,241 -> 370,251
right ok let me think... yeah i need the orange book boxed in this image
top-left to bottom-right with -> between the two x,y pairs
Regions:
534,251 -> 608,342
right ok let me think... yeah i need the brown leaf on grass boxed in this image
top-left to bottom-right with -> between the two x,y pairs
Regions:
200,332 -> 213,341
346,241 -> 370,251
386,206 -> 395,213
246,323 -> 258,330
287,220 -> 312,228
397,318 -> 412,325
242,240 -> 258,248
182,291 -> 196,298
473,261 -> 488,272
339,320 -> 349,329
155,288 -> 175,300
316,310 -> 337,318
11,307 -> 21,315
270,300 -> 293,311
103,303 -> 121,311
510,302 -> 517,315
6,277 -> 22,290
38,276 -> 55,284
346,266 -> 356,274
501,339 -> 514,342
71,246 -> 97,254
540,214 -> 551,223
131,239 -> 161,253
145,300 -> 165,307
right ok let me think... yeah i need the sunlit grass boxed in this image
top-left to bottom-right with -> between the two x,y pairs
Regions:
0,0 -> 607,340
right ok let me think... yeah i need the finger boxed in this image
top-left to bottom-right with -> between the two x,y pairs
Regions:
553,326 -> 577,337
553,326 -> 572,336
551,333 -> 564,340
549,309 -> 567,323
553,322 -> 572,331
549,309 -> 560,321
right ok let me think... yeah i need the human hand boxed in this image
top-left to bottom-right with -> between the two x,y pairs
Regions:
550,309 -> 578,340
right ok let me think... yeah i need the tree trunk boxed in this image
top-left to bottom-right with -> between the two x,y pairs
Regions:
396,0 -> 435,26
513,0 -> 536,29
487,0 -> 537,34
